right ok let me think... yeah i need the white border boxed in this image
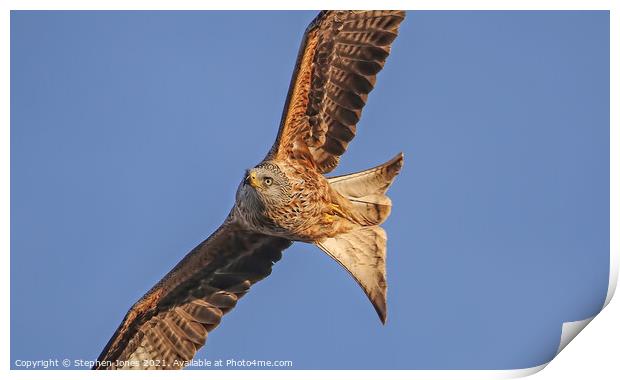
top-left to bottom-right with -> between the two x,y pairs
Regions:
1,1 -> 617,379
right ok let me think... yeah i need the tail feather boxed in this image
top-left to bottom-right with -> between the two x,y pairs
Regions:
318,153 -> 404,323
329,153 -> 404,225
316,225 -> 388,323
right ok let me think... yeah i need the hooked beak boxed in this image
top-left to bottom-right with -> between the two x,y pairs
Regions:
244,170 -> 261,189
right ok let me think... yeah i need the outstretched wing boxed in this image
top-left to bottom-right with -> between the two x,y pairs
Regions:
268,10 -> 406,173
94,216 -> 291,370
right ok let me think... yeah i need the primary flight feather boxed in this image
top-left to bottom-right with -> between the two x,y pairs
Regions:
94,10 -> 406,370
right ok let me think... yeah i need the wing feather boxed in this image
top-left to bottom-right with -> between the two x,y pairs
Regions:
268,10 -> 406,173
93,216 -> 291,369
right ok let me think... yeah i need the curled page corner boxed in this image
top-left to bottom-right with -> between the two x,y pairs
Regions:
556,317 -> 595,354
503,363 -> 548,378
554,248 -> 618,356
515,247 -> 618,378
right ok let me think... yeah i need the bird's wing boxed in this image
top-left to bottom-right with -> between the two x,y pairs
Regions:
267,10 -> 406,173
93,216 -> 291,370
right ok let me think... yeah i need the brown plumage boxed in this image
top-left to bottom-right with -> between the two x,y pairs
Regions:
271,10 -> 405,172
94,10 -> 405,370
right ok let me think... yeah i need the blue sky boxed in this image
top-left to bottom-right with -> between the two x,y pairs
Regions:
11,11 -> 609,369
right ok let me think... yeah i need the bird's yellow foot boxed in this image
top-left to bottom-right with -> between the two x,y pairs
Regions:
329,203 -> 347,218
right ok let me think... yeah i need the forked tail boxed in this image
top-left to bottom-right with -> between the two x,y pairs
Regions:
317,153 -> 404,323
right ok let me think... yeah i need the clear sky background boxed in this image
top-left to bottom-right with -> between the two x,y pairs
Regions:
11,11 -> 609,369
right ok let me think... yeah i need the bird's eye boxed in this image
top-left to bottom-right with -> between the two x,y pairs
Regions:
264,177 -> 273,186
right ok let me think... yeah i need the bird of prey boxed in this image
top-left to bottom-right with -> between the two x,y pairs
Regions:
94,10 -> 406,370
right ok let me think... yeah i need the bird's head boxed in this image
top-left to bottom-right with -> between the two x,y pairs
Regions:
236,162 -> 291,210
